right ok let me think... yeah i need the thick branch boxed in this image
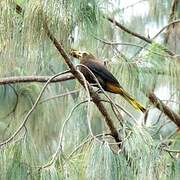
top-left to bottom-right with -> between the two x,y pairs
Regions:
149,92 -> 180,128
2,63 -> 180,86
0,74 -> 74,85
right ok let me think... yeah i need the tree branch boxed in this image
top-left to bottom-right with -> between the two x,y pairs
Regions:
153,19 -> 180,40
164,0 -> 179,43
148,92 -> 180,128
107,16 -> 175,56
107,16 -> 152,43
2,74 -> 180,129
0,74 -> 74,85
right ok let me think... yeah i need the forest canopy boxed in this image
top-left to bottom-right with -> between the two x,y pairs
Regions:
0,0 -> 180,179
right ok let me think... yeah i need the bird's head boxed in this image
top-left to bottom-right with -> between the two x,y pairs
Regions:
70,49 -> 95,60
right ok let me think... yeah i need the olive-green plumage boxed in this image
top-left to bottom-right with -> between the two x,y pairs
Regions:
70,49 -> 146,113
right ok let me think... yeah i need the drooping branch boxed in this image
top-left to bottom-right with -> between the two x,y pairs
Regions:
153,19 -> 180,40
0,71 -> 70,147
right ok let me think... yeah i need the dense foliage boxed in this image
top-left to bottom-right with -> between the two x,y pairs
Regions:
0,0 -> 180,179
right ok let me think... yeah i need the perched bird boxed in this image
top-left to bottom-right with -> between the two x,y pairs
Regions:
70,49 -> 146,113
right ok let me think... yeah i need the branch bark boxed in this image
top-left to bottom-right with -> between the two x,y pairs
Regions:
148,92 -> 180,128
0,74 -> 74,85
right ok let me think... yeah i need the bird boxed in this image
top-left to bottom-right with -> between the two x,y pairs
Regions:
70,49 -> 146,113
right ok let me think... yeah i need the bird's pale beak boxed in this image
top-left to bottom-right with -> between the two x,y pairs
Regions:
70,49 -> 82,58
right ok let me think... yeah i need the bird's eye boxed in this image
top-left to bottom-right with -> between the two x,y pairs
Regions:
83,52 -> 88,56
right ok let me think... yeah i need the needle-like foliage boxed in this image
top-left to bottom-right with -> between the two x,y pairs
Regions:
0,0 -> 180,179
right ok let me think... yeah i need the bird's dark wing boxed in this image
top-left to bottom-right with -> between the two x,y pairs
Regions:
84,61 -> 120,86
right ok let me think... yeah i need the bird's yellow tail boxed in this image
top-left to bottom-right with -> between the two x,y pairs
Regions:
105,83 -> 146,113
120,90 -> 146,113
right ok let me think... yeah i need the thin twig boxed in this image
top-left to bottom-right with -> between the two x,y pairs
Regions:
66,133 -> 113,161
93,36 -> 173,58
152,120 -> 172,137
39,100 -> 89,170
163,148 -> 180,153
39,89 -> 80,104
119,0 -> 147,11
76,69 -> 95,137
152,19 -> 180,40
103,100 -> 138,124
161,100 -> 180,104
